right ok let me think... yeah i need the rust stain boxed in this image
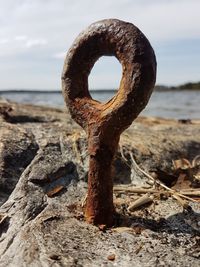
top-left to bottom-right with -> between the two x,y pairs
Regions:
62,19 -> 156,226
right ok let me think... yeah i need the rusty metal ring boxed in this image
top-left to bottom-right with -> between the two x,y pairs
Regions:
62,19 -> 156,134
62,19 -> 156,226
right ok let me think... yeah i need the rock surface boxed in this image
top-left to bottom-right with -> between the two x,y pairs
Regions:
0,98 -> 200,267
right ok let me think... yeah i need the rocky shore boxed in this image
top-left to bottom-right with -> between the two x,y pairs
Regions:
0,98 -> 200,267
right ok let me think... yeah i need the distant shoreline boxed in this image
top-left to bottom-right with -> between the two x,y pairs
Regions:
0,81 -> 200,93
155,81 -> 200,91
0,89 -> 117,94
0,88 -> 199,94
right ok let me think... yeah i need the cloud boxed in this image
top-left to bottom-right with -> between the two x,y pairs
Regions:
0,38 -> 9,45
15,35 -> 28,41
25,38 -> 47,48
52,52 -> 66,59
0,0 -> 199,89
14,35 -> 47,49
0,35 -> 47,57
1,0 -> 200,48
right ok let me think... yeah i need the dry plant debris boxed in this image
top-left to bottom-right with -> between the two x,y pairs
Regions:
113,149 -> 200,215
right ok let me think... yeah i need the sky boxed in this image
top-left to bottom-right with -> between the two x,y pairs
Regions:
0,0 -> 200,90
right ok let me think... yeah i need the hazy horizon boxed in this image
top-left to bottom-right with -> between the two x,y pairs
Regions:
0,81 -> 199,92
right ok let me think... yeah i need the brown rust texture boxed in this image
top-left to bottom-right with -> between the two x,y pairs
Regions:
62,19 -> 157,226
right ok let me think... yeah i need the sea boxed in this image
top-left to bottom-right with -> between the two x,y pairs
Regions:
0,89 -> 199,119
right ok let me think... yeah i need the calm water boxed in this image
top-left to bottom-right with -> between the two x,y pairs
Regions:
0,90 -> 199,119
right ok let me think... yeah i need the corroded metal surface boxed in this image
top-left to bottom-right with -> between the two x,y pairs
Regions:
62,19 -> 156,226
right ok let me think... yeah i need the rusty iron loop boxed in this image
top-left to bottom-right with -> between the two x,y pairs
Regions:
62,19 -> 156,226
62,19 -> 156,135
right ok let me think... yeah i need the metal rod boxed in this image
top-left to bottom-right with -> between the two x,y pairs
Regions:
62,19 -> 156,226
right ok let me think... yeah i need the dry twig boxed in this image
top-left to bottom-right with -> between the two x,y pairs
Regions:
128,194 -> 154,212
114,186 -> 160,194
114,186 -> 200,198
129,152 -> 199,204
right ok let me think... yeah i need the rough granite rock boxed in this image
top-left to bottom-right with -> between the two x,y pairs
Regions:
0,99 -> 200,267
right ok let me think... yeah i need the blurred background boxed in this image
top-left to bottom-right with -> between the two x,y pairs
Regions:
0,0 -> 199,119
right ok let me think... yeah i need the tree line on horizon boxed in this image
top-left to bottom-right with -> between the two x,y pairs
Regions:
155,81 -> 200,91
